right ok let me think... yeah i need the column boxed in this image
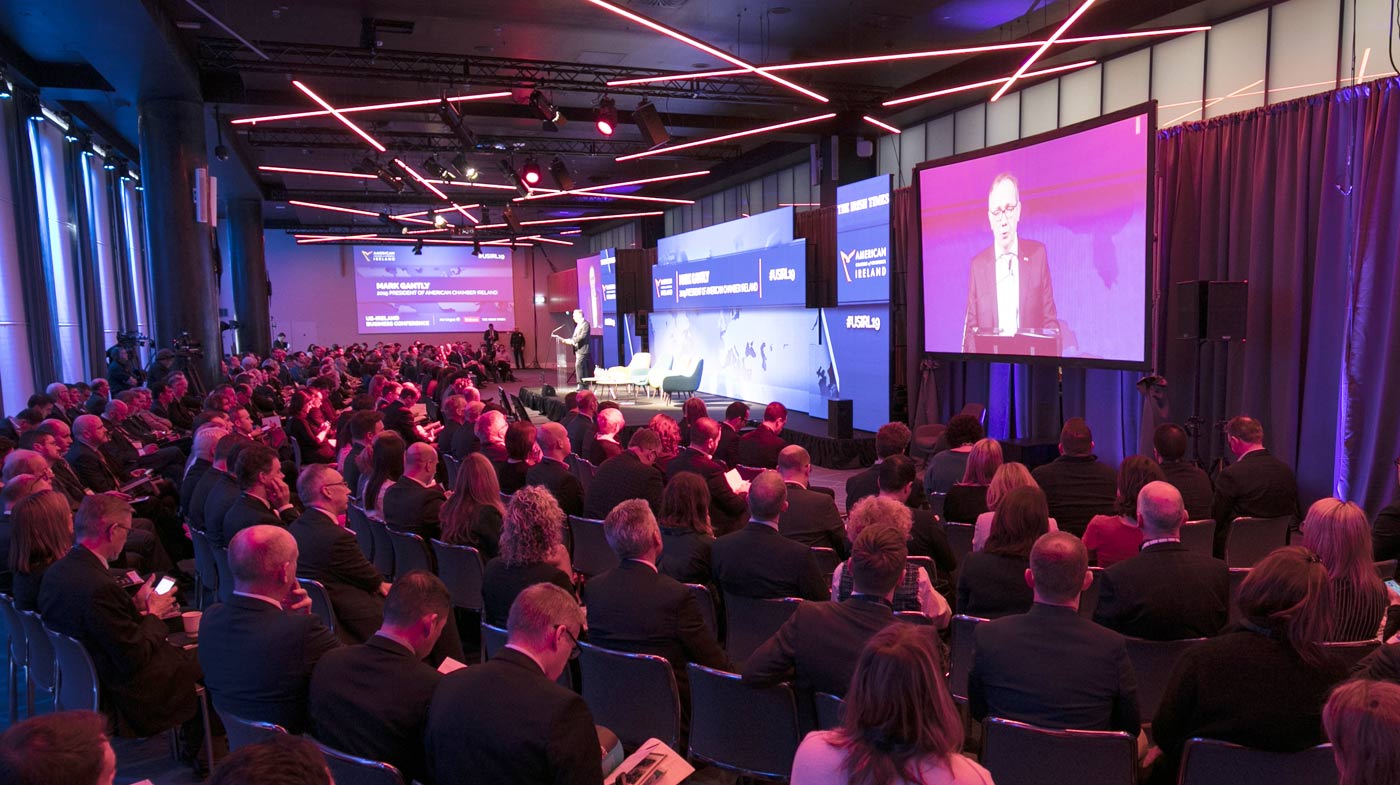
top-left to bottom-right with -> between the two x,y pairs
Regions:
228,198 -> 271,356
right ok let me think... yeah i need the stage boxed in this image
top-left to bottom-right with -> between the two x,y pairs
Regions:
517,386 -> 877,470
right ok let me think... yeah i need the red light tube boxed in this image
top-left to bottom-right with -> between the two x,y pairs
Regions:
883,61 -> 1095,107
615,113 -> 836,162
232,91 -> 513,125
258,166 -> 376,179
475,210 -> 664,230
292,81 -> 386,152
861,116 -> 902,134
991,0 -> 1098,102
289,200 -> 435,225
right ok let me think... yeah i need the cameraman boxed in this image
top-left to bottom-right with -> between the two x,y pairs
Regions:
106,345 -> 146,395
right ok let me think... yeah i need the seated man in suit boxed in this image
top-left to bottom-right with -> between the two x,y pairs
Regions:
969,532 -> 1143,750
776,445 -> 848,558
179,426 -> 223,518
199,525 -> 340,733
474,409 -> 510,464
667,417 -> 748,535
381,442 -> 446,540
525,423 -> 585,516
427,583 -> 606,785
199,436 -> 253,545
563,391 -> 598,460
582,428 -> 664,520
1211,415 -> 1301,558
715,401 -> 749,468
878,455 -> 958,588
37,494 -> 201,738
66,414 -> 187,561
585,408 -> 625,467
339,410 -> 383,497
219,444 -> 298,548
1152,424 -> 1213,521
1030,418 -> 1118,536
309,571 -> 448,784
1094,481 -> 1229,640
100,400 -> 185,483
710,471 -> 828,601
290,464 -> 390,643
733,402 -> 788,470
449,401 -> 485,461
846,421 -> 928,513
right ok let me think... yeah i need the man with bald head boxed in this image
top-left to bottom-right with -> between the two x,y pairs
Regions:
525,422 -> 584,516
666,416 -> 749,535
710,470 -> 828,601
100,400 -> 185,483
1093,480 -> 1229,640
775,445 -> 848,557
383,442 -> 447,540
199,525 -> 340,733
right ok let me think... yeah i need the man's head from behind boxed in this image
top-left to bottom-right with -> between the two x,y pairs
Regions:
506,582 -> 585,681
206,735 -> 331,785
381,571 -> 451,660
1226,416 -> 1264,457
723,401 -> 749,426
1153,423 -> 1189,463
876,454 -> 918,501
1026,531 -> 1091,606
228,525 -> 299,600
595,407 -> 624,439
762,401 -> 787,431
404,441 -> 439,479
603,499 -> 662,562
776,445 -> 812,485
747,470 -> 788,521
874,422 -> 912,460
476,410 -> 507,444
849,525 -> 908,599
1058,417 -> 1094,457
0,709 -> 116,785
74,494 -> 134,563
690,416 -> 721,455
537,422 -> 571,460
1136,480 -> 1187,539
627,427 -> 661,465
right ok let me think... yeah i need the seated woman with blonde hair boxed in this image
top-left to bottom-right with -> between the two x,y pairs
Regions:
972,462 -> 1058,552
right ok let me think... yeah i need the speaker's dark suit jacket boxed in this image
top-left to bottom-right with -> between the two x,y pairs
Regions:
583,450 -> 664,520
526,458 -> 585,517
844,463 -> 929,513
309,634 -> 441,784
667,447 -> 748,535
711,522 -> 829,601
220,493 -> 295,548
203,473 -> 244,547
1160,460 -> 1214,522
743,596 -> 917,698
66,441 -> 125,494
180,458 -> 213,517
1211,449 -> 1300,558
1093,541 -> 1229,641
427,647 -> 604,785
382,476 -> 447,541
38,546 -> 201,736
961,238 -> 1058,352
199,594 -> 340,733
733,426 -> 787,470
778,482 -> 849,558
291,508 -> 385,643
969,603 -> 1140,734
1031,454 -> 1118,536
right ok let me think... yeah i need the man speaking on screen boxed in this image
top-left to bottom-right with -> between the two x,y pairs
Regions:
961,173 -> 1060,354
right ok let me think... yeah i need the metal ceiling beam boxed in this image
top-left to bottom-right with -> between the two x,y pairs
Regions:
242,125 -> 743,160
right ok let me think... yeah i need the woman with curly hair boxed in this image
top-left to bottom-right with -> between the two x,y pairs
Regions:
481,486 -> 575,626
647,414 -> 683,473
831,496 -> 951,627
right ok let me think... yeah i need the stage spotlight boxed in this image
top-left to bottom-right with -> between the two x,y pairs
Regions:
521,157 -> 542,186
497,159 -> 529,197
595,96 -> 617,136
549,157 -> 575,191
502,204 -> 524,234
423,155 -> 458,182
433,213 -> 450,230
412,238 -> 424,255
451,153 -> 479,181
390,158 -> 429,195
633,99 -> 670,149
360,157 -> 405,192
437,98 -> 480,149
529,90 -> 566,132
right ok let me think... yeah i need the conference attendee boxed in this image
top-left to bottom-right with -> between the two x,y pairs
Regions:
657,472 -> 715,585
100,400 -> 184,482
220,444 -> 297,547
360,431 -> 407,523
553,308 -> 593,390
441,452 -> 508,559
956,485 -> 1048,618
969,532 -> 1143,745
1211,415 -> 1301,558
776,444 -> 848,557
497,420 -> 536,495
197,435 -> 251,541
710,471 -> 828,601
1093,481 -> 1230,641
973,462 -> 1059,552
1374,456 -> 1400,563
65,415 -> 128,494
0,473 -> 46,591
180,426 -> 222,517
38,494 -> 201,737
9,489 -> 67,610
562,390 -> 598,460
647,413 -> 683,473
1149,547 -> 1350,784
525,422 -> 584,517
942,437 -> 1002,525
481,486 -> 575,626
1082,455 -> 1166,568
582,428 -> 664,520
510,326 -> 526,369
790,624 -> 990,785
961,172 -> 1059,353
1322,679 -> 1400,785
206,733 -> 332,785
340,410 -> 383,496
199,525 -> 340,733
427,583 -> 603,785
584,407 -> 623,467
308,571 -> 448,784
1153,423 -> 1214,520
847,421 -> 929,513
667,417 -> 748,535
382,442 -> 446,540
733,401 -> 788,470
0,710 -> 118,785
290,465 -> 390,643
715,401 -> 749,468
1031,417 -> 1117,536
677,396 -> 707,448
1301,498 -> 1393,642
436,394 -> 468,454
831,497 -> 950,625
474,409 -> 509,464
27,427 -> 85,512
84,378 -> 111,416
878,455 -> 958,587
922,414 -> 983,516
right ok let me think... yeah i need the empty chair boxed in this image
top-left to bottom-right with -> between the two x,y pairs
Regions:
981,717 -> 1138,785
1178,739 -> 1338,785
298,578 -> 338,635
687,663 -> 799,782
948,614 -> 987,703
219,710 -> 288,751
946,522 -> 975,566
568,516 -> 618,578
189,527 -> 219,609
814,692 -> 845,731
723,595 -> 802,666
346,505 -> 375,564
431,540 -> 485,613
1124,637 -> 1207,725
18,611 -> 55,713
1,594 -> 29,722
577,642 -> 682,751
810,547 -> 841,582
387,528 -> 434,575
1180,520 -> 1216,557
685,583 -> 720,642
1079,567 -> 1104,619
314,738 -> 406,785
1322,639 -> 1382,669
369,519 -> 396,580
1225,516 -> 1292,568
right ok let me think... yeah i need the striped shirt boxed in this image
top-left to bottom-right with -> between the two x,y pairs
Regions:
1327,579 -> 1387,642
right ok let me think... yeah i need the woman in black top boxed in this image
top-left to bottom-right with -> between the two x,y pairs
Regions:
496,421 -> 535,495
287,391 -> 336,464
657,473 -> 715,585
441,453 -> 507,559
10,491 -> 72,611
482,486 -> 575,626
956,485 -> 1048,618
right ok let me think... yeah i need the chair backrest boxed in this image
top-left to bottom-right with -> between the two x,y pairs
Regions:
814,692 -> 846,731
297,578 -> 338,635
314,739 -> 406,785
810,547 -> 841,582
949,614 -> 987,701
627,352 -> 651,372
1375,559 -> 1398,581
566,455 -> 597,493
1323,639 -> 1382,670
18,611 -> 54,692
906,555 -> 939,587
289,434 -> 304,474
387,528 -> 435,575
1178,739 -> 1338,785
369,518 -> 396,579
212,543 -> 235,603
1180,520 -> 1217,556
346,504 -> 375,564
512,396 -> 532,425
1124,637 -> 1207,725
568,515 -> 618,577
47,627 -> 99,712
981,717 -> 1137,785
723,595 -> 802,666
481,622 -> 509,659
431,540 -> 485,611
1227,568 -> 1250,624
578,642 -> 682,751
498,491 -> 513,505
1225,516 -> 1292,568
894,610 -> 934,625
687,663 -> 799,782
685,583 -> 720,642
735,465 -> 765,481
946,522 -> 975,566
1079,567 -> 1104,619
219,709 -> 288,751
0,594 -> 28,669
189,527 -> 219,604
442,454 -> 462,489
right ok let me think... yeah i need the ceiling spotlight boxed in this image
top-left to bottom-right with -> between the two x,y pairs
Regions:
412,238 -> 424,255
451,153 -> 479,181
437,98 -> 479,149
521,157 -> 542,186
360,157 -> 405,192
497,159 -> 529,197
633,99 -> 670,149
502,204 -> 524,234
529,90 -> 566,132
423,155 -> 457,182
433,213 -> 450,230
595,96 -> 617,136
549,157 -> 574,191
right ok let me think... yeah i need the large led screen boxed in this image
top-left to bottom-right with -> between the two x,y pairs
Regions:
354,246 -> 514,334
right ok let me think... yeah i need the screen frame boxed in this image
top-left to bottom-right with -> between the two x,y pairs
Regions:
914,100 -> 1157,372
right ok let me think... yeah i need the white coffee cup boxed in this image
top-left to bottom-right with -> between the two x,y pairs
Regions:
181,611 -> 202,637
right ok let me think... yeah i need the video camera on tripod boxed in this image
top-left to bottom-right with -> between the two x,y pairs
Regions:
116,330 -> 152,350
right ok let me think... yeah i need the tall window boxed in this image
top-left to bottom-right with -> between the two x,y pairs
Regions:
29,117 -> 84,383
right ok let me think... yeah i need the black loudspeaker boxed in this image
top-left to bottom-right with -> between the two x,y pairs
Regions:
541,385 -> 556,397
828,399 -> 853,439
1176,280 -> 1248,341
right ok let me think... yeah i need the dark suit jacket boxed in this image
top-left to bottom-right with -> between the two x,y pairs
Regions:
309,635 -> 441,784
909,509 -> 958,582
342,443 -> 365,496
496,460 -> 529,495
478,441 -> 509,464
1211,449 -> 1300,557
961,238 -> 1057,352
582,451 -> 664,520
1092,541 -> 1229,640
562,411 -> 596,460
1160,461 -> 1214,521
188,467 -> 227,532
382,476 -> 447,540
845,463 -> 929,513
969,603 -> 1139,734
733,426 -> 786,470
710,522 -> 829,601
585,437 -> 622,467
744,596 -> 916,698
956,552 -> 1033,619
199,594 -> 340,733
427,647 -> 603,785
49,459 -> 88,511
526,458 -> 585,517
203,473 -> 244,546
482,560 -> 574,627
449,423 -> 480,461
667,447 -> 748,535
715,422 -> 742,468
291,508 -> 386,643
659,527 -> 715,586
1374,500 -> 1400,563
220,493 -> 294,549
66,441 -> 124,494
180,458 -> 213,516
778,482 -> 849,558
1031,454 -> 1118,536
37,547 -> 200,736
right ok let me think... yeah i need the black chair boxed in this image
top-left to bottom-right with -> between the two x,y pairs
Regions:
810,547 -> 841,583
949,614 -> 987,702
1180,519 -> 1217,557
722,595 -> 801,666
212,543 -> 235,603
431,540 -> 485,612
498,491 -> 513,506
387,527 -> 434,575
578,642 -> 681,751
1225,516 -> 1292,568
298,578 -> 338,635
814,691 -> 845,731
368,518 -> 396,580
568,515 -> 618,578
289,434 -> 304,475
735,465 -> 764,481
687,664 -> 799,782
1227,568 -> 1250,624
189,526 -> 218,609
906,554 -> 940,589
481,622 -> 509,659
1124,636 -> 1206,725
1079,566 -> 1104,619
1323,639 -> 1382,669
219,710 -> 288,751
346,504 -> 375,564
18,611 -> 54,712
685,583 -> 720,642
313,738 -> 406,785
981,717 -> 1138,785
946,522 -> 975,566
1178,739 -> 1337,785
0,594 -> 29,721
894,610 -> 934,625
1375,559 -> 1398,580
442,454 -> 462,489
48,627 -> 100,712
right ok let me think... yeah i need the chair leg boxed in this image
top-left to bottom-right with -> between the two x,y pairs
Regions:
199,687 -> 215,771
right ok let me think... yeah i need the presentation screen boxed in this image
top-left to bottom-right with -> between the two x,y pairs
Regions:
575,250 -> 614,337
917,105 -> 1153,368
651,241 -> 807,311
354,246 -> 514,334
